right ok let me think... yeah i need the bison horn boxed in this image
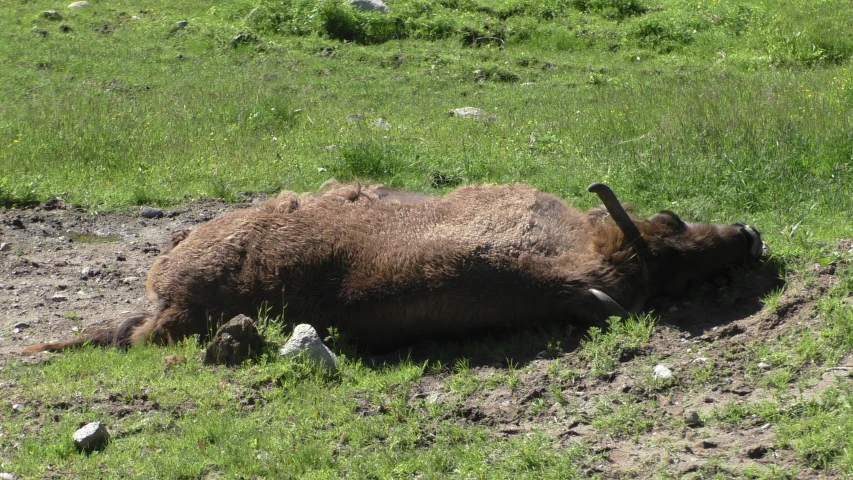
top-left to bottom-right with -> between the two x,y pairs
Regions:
590,289 -> 629,319
587,183 -> 648,254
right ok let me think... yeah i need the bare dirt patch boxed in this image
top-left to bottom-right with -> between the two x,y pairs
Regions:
1,200 -> 849,478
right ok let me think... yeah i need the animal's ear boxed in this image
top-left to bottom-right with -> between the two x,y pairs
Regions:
649,210 -> 687,231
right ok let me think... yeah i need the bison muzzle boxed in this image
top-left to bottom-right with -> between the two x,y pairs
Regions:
25,181 -> 764,353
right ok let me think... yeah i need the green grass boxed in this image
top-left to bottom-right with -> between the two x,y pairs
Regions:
3,0 -> 853,476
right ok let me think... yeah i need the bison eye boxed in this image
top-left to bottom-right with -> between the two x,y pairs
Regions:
649,211 -> 686,230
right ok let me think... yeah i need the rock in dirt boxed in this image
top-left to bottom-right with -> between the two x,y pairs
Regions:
349,0 -> 388,13
280,324 -> 339,373
757,361 -> 771,371
0,472 -> 18,480
683,410 -> 702,427
202,315 -> 264,366
68,1 -> 90,7
0,243 -> 11,252
140,206 -> 164,219
42,10 -> 62,19
81,266 -> 100,278
13,322 -> 30,329
653,364 -> 674,380
73,421 -> 109,451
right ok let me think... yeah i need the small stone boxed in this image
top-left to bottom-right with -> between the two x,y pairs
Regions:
140,206 -> 164,219
11,404 -> 23,412
449,107 -> 493,119
374,118 -> 391,130
653,364 -> 674,380
175,20 -> 188,29
51,294 -> 68,302
349,0 -> 388,12
696,440 -> 718,449
757,362 -> 772,371
683,410 -> 702,427
0,243 -> 11,252
72,421 -> 109,451
59,23 -> 72,32
759,423 -> 772,430
131,15 -> 140,20
68,1 -> 90,8
115,252 -> 126,261
203,315 -> 265,366
42,10 -> 62,19
668,305 -> 679,312
81,266 -> 100,278
692,357 -> 708,364
346,113 -> 364,122
121,276 -> 140,284
13,322 -> 30,329
0,472 -> 18,480
280,324 -> 339,373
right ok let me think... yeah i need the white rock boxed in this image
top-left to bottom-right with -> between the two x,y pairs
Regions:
0,472 -> 18,480
121,276 -> 141,284
757,362 -> 771,371
0,243 -> 10,252
73,421 -> 109,451
692,357 -> 708,364
448,107 -> 498,121
349,0 -> 388,12
68,1 -> 90,8
653,364 -> 674,380
279,324 -> 339,373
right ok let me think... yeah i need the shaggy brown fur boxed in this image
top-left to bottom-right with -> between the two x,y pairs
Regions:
25,181 -> 763,353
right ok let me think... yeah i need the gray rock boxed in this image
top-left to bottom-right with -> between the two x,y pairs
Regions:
448,107 -> 498,121
121,276 -> 141,284
374,118 -> 391,130
202,315 -> 264,366
42,10 -> 62,20
349,0 -> 388,12
140,206 -> 164,219
0,472 -> 18,480
13,322 -> 29,329
280,324 -> 339,373
68,1 -> 90,8
0,243 -> 11,252
51,294 -> 68,302
73,421 -> 109,451
653,364 -> 674,380
692,357 -> 708,364
683,410 -> 702,427
757,361 -> 771,371
81,266 -> 100,278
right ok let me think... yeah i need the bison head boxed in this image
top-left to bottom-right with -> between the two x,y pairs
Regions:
588,183 -> 764,317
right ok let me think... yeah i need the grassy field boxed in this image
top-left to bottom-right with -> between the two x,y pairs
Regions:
2,0 -> 853,477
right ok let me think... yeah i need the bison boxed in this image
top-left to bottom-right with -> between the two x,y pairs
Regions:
25,181 -> 764,353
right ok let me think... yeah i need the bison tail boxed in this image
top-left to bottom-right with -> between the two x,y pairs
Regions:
22,313 -> 154,353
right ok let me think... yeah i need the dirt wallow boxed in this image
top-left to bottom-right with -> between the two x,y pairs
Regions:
20,180 -> 763,354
